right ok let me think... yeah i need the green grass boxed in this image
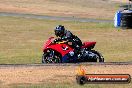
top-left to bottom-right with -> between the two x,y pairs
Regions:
0,16 -> 132,64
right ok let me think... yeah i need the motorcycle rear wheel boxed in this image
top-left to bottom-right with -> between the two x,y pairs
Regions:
90,50 -> 104,62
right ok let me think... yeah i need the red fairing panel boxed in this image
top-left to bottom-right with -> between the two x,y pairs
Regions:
82,42 -> 96,48
42,37 -> 54,51
44,44 -> 73,56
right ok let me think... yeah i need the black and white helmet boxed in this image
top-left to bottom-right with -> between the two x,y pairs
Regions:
54,25 -> 65,37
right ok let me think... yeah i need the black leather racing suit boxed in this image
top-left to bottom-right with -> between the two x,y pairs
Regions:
60,30 -> 82,53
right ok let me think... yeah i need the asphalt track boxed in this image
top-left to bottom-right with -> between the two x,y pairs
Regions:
0,12 -> 113,23
0,62 -> 132,67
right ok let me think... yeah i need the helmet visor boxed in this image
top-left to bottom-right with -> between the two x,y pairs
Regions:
55,30 -> 62,37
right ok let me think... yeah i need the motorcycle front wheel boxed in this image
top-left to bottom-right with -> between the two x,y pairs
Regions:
42,49 -> 62,63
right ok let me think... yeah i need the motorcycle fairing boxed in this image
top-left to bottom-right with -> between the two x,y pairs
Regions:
44,44 -> 73,56
62,54 -> 77,63
43,37 -> 54,51
82,42 -> 96,49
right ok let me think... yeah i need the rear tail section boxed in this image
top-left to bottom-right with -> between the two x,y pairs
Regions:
82,42 -> 96,49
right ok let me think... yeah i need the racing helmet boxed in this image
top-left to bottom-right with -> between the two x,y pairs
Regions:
54,25 -> 65,37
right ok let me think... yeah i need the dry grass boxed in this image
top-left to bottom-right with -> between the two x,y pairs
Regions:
0,0 -> 120,20
0,1 -> 131,88
0,16 -> 132,63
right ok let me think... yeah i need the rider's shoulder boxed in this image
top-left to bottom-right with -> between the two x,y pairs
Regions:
65,30 -> 72,34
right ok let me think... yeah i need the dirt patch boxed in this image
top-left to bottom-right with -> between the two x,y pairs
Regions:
0,65 -> 131,86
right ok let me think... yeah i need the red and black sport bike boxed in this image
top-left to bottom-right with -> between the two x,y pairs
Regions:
42,37 -> 104,63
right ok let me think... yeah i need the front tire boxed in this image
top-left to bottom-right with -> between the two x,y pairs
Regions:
42,49 -> 62,63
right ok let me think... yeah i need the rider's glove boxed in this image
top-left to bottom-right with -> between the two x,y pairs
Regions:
53,38 -> 61,43
61,37 -> 67,40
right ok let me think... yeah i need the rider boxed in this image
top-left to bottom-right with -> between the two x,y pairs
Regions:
54,25 -> 82,56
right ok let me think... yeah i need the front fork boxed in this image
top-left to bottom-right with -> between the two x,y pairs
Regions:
47,49 -> 54,57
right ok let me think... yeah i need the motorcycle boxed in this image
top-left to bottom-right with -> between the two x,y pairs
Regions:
42,37 -> 104,63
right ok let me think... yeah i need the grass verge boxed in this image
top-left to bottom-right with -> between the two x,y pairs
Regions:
0,16 -> 132,64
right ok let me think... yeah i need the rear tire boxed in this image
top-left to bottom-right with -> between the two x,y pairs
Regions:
90,50 -> 104,62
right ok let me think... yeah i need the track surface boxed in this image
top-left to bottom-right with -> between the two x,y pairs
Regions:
0,12 -> 113,23
0,62 -> 132,67
0,62 -> 131,86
